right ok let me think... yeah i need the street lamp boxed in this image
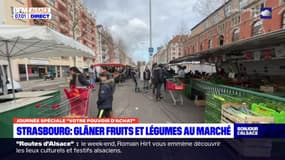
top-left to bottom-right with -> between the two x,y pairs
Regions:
149,0 -> 153,62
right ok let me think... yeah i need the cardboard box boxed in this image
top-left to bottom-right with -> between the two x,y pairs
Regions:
260,86 -> 274,93
194,100 -> 206,107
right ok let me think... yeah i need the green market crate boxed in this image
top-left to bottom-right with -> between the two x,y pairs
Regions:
251,103 -> 285,123
190,79 -> 285,111
182,84 -> 191,98
190,79 -> 285,156
0,93 -> 63,138
204,109 -> 220,123
190,79 -> 285,123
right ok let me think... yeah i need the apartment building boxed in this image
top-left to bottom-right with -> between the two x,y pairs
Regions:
184,0 -> 285,55
166,35 -> 189,62
179,0 -> 285,77
0,0 -> 97,81
152,46 -> 167,64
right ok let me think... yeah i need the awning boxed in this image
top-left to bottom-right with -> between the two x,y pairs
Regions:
93,63 -> 126,67
0,25 -> 96,99
170,29 -> 285,63
0,25 -> 95,58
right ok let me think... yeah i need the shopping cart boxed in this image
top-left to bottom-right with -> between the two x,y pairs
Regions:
64,88 -> 91,117
33,94 -> 69,118
166,79 -> 185,105
33,88 -> 91,118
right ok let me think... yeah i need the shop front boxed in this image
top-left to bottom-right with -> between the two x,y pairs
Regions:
18,63 -> 69,81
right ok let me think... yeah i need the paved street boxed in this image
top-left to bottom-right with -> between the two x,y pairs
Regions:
20,79 -> 205,123
20,78 -> 68,91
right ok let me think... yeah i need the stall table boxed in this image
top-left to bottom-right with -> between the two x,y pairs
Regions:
0,90 -> 59,100
0,96 -> 65,138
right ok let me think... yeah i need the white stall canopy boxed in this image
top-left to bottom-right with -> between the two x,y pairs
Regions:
0,25 -> 96,99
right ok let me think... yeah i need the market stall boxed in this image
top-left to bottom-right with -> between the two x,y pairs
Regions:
0,90 -> 59,101
0,96 -> 63,138
170,29 -> 285,157
0,25 -> 96,138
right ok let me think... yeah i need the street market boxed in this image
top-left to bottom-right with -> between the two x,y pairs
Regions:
0,0 -> 285,159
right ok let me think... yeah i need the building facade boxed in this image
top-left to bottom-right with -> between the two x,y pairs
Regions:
166,35 -> 189,62
184,0 -> 285,56
179,0 -> 285,79
152,46 -> 167,64
96,25 -> 115,64
0,0 -> 97,81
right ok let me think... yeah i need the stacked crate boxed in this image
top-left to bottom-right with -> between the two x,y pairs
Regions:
204,94 -> 224,123
221,105 -> 274,158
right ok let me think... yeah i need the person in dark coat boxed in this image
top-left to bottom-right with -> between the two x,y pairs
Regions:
69,67 -> 90,88
131,69 -> 139,92
152,64 -> 164,101
162,65 -> 168,91
150,63 -> 157,91
97,72 -> 115,118
143,66 -> 151,90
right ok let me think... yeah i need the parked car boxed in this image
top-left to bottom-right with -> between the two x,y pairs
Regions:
0,79 -> 23,94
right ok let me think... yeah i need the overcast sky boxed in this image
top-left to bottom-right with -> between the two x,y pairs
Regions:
85,0 -> 223,62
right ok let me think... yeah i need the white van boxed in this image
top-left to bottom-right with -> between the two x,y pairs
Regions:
0,65 -> 22,95
0,79 -> 23,94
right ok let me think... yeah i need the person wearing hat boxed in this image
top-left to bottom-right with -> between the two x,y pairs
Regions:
69,66 -> 91,89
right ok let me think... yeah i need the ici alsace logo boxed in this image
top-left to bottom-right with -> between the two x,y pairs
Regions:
260,7 -> 272,19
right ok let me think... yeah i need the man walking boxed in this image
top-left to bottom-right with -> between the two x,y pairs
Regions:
143,66 -> 151,90
152,64 -> 164,101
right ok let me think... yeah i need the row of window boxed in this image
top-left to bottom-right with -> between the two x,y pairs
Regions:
186,10 -> 285,55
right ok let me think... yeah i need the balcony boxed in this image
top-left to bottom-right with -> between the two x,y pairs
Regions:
57,10 -> 68,20
57,0 -> 67,8
33,19 -> 47,26
32,0 -> 47,7
59,20 -> 69,31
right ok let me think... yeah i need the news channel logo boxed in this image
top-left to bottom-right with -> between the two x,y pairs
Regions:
260,7 -> 272,19
13,7 -> 52,20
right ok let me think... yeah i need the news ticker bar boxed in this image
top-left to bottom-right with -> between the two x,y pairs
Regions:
12,118 -> 285,139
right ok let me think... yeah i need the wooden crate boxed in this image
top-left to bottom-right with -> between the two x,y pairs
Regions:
194,100 -> 206,107
260,85 -> 274,93
221,107 -> 274,124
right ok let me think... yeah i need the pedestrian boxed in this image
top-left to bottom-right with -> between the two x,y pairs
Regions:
88,65 -> 96,86
162,65 -> 168,91
178,65 -> 186,78
131,69 -> 139,92
143,66 -> 151,90
97,72 -> 115,118
150,63 -> 157,91
152,64 -> 164,101
69,66 -> 90,88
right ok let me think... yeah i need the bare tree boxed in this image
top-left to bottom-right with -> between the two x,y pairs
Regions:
176,20 -> 189,35
193,0 -> 227,18
70,0 -> 88,65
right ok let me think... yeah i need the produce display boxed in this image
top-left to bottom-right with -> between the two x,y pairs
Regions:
251,103 -> 285,123
221,104 -> 274,123
204,94 -> 225,123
